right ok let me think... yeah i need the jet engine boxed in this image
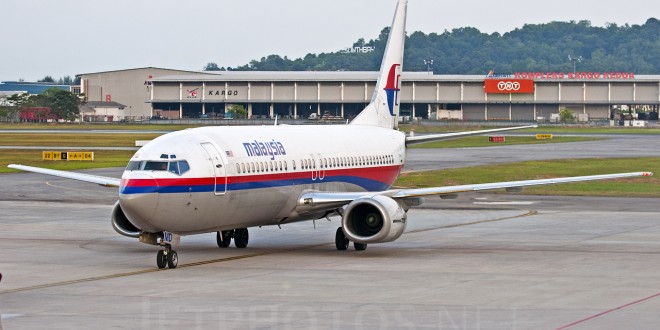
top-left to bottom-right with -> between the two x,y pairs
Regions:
111,201 -> 142,238
341,195 -> 407,244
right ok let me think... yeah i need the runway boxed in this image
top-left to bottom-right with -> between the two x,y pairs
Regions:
1,135 -> 659,328
1,193 -> 659,329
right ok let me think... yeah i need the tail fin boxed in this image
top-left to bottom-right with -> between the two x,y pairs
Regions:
350,0 -> 407,129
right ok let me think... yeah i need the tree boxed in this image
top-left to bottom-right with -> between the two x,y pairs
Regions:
222,18 -> 660,74
1,93 -> 30,122
203,62 -> 225,71
38,76 -> 55,83
31,88 -> 81,121
57,76 -> 74,85
227,104 -> 247,119
559,108 -> 575,123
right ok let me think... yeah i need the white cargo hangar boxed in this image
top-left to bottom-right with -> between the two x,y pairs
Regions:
79,67 -> 660,121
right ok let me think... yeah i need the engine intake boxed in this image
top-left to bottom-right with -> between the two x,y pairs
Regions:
111,201 -> 142,238
342,195 -> 407,244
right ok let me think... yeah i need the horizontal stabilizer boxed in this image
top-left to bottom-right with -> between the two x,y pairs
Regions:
405,125 -> 537,146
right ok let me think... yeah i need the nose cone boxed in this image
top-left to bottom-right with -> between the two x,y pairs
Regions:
119,172 -> 161,232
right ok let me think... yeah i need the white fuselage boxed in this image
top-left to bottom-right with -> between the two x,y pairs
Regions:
119,124 -> 406,235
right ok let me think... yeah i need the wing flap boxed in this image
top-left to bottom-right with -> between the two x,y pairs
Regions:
8,164 -> 121,187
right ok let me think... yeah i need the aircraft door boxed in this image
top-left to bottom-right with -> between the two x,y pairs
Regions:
310,154 -> 325,182
310,154 -> 318,181
200,142 -> 227,195
317,153 -> 325,180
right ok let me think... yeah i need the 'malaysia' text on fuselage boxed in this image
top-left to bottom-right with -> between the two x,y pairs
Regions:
242,140 -> 287,160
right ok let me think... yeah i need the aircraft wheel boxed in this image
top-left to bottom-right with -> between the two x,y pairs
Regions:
167,250 -> 178,269
234,228 -> 249,248
217,230 -> 233,248
156,250 -> 167,269
354,242 -> 368,251
335,228 -> 349,250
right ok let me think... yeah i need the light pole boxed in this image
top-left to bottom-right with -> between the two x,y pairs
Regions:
423,59 -> 434,75
568,55 -> 583,74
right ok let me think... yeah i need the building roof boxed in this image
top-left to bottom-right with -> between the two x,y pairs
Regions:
0,81 -> 71,95
76,67 -> 202,77
87,101 -> 126,108
151,71 -> 660,83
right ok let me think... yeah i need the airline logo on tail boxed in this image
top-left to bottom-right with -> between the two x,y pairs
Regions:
384,64 -> 401,116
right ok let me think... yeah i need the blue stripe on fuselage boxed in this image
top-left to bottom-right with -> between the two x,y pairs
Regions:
120,175 -> 388,195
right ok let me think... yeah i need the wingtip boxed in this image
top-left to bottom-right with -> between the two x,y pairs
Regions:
643,172 -> 654,177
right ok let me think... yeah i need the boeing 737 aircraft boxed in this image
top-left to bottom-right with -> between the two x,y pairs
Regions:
9,0 -> 652,269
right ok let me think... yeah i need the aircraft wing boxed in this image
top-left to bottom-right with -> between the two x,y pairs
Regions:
389,171 -> 652,198
7,164 -> 121,187
405,125 -> 537,146
297,171 -> 653,210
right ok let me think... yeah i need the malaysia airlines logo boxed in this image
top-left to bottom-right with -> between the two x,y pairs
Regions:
384,64 -> 401,116
242,139 -> 287,160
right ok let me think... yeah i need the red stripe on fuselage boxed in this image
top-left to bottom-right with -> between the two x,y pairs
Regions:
121,165 -> 402,189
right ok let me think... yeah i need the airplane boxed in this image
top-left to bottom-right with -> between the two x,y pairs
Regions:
8,0 -> 652,269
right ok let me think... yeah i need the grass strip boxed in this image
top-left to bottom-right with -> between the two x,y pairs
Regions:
0,133 -> 162,147
1,150 -> 134,173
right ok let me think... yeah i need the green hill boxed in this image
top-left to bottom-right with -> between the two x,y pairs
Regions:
207,18 -> 660,74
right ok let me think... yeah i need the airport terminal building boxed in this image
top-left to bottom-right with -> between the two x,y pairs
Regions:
79,67 -> 660,122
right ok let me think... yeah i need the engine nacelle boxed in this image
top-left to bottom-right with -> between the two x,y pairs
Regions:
111,201 -> 142,238
342,195 -> 407,244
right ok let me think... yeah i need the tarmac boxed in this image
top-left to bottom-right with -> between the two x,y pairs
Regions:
1,134 -> 659,329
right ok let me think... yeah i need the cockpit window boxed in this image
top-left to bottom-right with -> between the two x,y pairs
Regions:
126,161 -> 143,171
127,160 -> 190,175
144,161 -> 168,171
177,160 -> 190,175
168,161 -> 179,174
166,160 -> 191,175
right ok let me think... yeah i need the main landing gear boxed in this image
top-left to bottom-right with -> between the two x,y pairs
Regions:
156,245 -> 178,269
335,227 -> 367,251
216,228 -> 249,248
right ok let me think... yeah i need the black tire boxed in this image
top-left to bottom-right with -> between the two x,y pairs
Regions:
156,250 -> 166,269
335,228 -> 349,250
354,242 -> 368,251
167,250 -> 178,269
216,230 -> 232,248
234,228 -> 249,248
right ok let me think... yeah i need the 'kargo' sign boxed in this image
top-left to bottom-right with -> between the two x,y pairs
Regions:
484,79 -> 534,94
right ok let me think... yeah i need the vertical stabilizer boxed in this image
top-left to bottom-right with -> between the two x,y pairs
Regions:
350,0 -> 407,129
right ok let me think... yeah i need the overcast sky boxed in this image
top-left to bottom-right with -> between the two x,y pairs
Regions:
1,0 -> 657,82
